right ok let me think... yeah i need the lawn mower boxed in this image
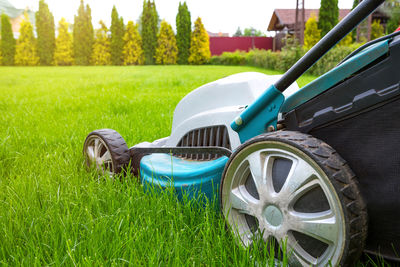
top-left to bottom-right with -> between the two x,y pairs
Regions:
83,0 -> 400,265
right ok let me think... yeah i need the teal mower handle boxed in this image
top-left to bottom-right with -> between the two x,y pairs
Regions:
231,0 -> 386,143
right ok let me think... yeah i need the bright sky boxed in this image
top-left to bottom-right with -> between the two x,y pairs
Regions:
11,0 -> 353,35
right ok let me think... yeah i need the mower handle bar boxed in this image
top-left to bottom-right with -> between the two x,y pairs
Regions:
274,0 -> 385,92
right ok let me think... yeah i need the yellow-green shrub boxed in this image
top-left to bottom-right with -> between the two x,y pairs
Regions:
188,17 -> 210,64
304,14 -> 320,49
210,50 -> 247,65
155,20 -> 178,65
123,21 -> 144,65
54,18 -> 74,66
371,20 -> 384,40
338,34 -> 353,46
14,14 -> 39,66
91,21 -> 111,65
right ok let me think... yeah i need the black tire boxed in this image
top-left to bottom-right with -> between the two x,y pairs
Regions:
220,131 -> 368,266
83,129 -> 130,174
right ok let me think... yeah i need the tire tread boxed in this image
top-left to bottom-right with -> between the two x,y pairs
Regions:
84,129 -> 130,174
220,130 -> 368,266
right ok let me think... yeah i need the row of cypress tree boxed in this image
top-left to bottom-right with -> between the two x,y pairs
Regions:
0,0 -> 210,66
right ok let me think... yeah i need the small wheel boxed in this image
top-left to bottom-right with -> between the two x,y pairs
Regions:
83,129 -> 130,175
220,131 -> 367,266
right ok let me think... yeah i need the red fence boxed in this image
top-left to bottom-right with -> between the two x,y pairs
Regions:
209,37 -> 274,56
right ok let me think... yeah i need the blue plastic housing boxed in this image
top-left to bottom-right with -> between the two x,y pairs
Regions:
140,153 -> 228,200
230,84 -> 284,143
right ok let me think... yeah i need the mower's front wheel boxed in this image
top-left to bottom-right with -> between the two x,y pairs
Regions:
83,129 -> 130,175
220,131 -> 367,266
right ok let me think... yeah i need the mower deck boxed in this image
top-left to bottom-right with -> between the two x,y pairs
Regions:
140,153 -> 228,200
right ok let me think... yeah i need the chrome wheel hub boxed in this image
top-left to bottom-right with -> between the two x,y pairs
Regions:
264,205 -> 283,227
84,135 -> 113,175
222,142 -> 346,266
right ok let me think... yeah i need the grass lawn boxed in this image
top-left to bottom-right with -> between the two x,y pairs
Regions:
0,65 -> 319,265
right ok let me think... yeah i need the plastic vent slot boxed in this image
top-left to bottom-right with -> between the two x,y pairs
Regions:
176,125 -> 231,161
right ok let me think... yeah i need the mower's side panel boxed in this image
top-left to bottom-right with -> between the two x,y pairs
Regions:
284,38 -> 400,260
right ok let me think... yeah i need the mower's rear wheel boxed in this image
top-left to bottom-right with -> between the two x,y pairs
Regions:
220,131 -> 367,266
83,129 -> 130,175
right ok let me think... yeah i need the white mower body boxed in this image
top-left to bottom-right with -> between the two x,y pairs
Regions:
139,72 -> 299,150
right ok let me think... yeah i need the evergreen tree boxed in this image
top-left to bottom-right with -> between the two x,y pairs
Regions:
123,21 -> 144,65
36,0 -> 55,65
73,0 -> 94,65
371,20 -> 384,40
188,17 -> 210,65
0,14 -> 15,65
384,0 -> 400,33
155,20 -> 178,64
243,27 -> 264,36
54,18 -> 74,66
176,1 -> 191,64
91,21 -> 111,65
318,0 -> 339,37
304,14 -> 321,49
352,0 -> 358,11
140,0 -> 159,64
387,12 -> 400,33
110,6 -> 125,65
14,14 -> 39,66
233,27 -> 242,37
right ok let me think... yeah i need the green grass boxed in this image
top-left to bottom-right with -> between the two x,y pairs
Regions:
0,65 -> 319,265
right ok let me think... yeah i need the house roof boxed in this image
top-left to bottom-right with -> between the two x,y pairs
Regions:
1,0 -> 24,18
268,9 -> 351,31
0,0 -> 35,24
207,31 -> 229,37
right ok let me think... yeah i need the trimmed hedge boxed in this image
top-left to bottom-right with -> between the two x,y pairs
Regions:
210,43 -> 363,76
209,50 -> 247,65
